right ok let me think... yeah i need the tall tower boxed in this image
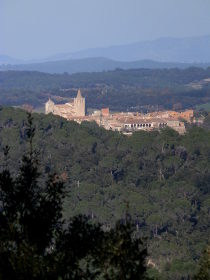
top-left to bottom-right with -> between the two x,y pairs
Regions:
74,89 -> 85,116
45,98 -> 55,114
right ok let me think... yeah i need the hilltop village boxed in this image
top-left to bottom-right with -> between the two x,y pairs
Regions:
45,89 -> 194,134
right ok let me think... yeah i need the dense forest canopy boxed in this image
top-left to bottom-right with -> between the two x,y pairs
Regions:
0,116 -> 149,279
0,68 -> 210,111
0,107 -> 209,279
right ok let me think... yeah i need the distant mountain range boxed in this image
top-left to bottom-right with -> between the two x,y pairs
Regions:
0,57 -> 210,75
1,35 -> 210,74
44,35 -> 210,63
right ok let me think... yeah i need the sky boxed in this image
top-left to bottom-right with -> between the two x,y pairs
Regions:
1,0 -> 210,59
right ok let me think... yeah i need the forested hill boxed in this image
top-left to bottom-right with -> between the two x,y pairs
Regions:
1,67 -> 210,111
1,57 -> 210,74
0,107 -> 209,279
1,67 -> 210,89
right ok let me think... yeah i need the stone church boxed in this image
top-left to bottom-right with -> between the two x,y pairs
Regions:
45,89 -> 85,119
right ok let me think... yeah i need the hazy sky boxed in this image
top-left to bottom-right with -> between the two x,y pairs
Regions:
1,0 -> 210,59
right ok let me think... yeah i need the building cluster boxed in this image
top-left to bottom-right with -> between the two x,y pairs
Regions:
45,89 -> 194,135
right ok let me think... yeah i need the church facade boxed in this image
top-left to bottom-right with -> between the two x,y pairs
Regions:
45,89 -> 85,119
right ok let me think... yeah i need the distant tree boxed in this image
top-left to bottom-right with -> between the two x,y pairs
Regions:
96,220 -> 148,280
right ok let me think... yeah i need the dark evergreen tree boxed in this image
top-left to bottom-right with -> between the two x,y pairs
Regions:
194,246 -> 210,280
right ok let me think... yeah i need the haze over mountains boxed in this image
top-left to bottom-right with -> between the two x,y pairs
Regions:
0,55 -> 24,65
1,35 -> 210,74
46,35 -> 210,63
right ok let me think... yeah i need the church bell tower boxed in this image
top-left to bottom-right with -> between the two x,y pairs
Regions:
74,89 -> 85,117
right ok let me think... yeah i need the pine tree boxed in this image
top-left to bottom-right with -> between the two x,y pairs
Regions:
0,113 -> 65,279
